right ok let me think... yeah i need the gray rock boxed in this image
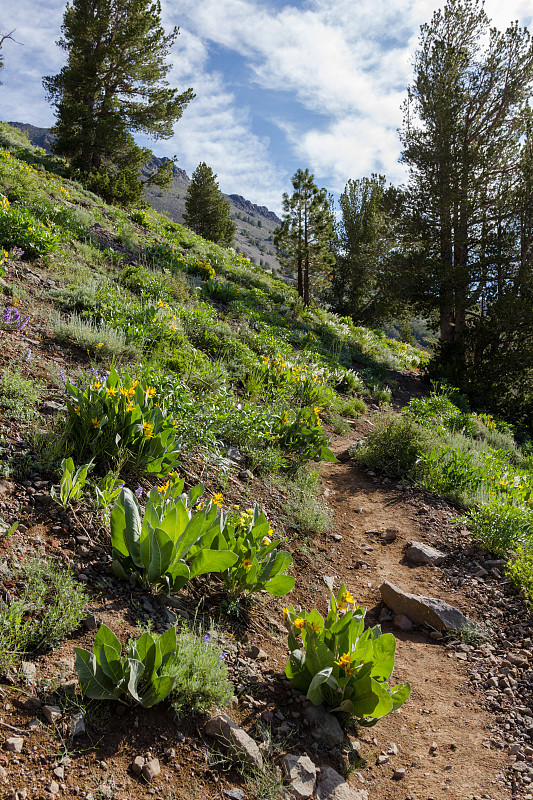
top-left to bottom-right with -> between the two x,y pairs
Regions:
41,401 -> 66,415
47,781 -> 60,794
304,705 -> 343,746
316,766 -> 368,800
244,645 -> 267,661
379,581 -> 472,631
27,719 -> 41,731
83,612 -> 99,630
223,790 -> 246,800
227,447 -> 243,463
131,756 -> 145,775
141,758 -> 161,782
21,662 -> 36,684
204,713 -> 263,769
382,528 -> 398,543
5,737 -> 24,753
281,754 -> 317,799
43,705 -> 62,724
405,542 -> 446,566
0,765 -> 6,782
70,711 -> 85,737
393,614 -> 413,631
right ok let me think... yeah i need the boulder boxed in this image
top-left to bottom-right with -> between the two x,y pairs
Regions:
317,766 -> 368,800
304,705 -> 344,746
405,542 -> 446,566
204,713 -> 263,769
380,581 -> 472,631
281,754 -> 317,799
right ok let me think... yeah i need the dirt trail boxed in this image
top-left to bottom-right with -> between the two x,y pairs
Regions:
314,429 -> 511,800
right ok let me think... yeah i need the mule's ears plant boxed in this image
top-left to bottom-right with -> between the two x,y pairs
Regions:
284,583 -> 410,726
110,479 -> 237,593
217,505 -> 295,598
75,624 -> 177,707
51,457 -> 93,508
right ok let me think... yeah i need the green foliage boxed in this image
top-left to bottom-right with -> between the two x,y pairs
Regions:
167,625 -> 233,714
53,311 -> 141,361
416,446 -> 486,498
218,505 -> 295,598
284,583 -> 410,725
355,413 -> 432,478
466,500 -> 533,556
274,406 -> 337,466
0,367 -> 41,423
64,367 -> 181,474
0,557 -> 87,673
75,623 -> 178,706
43,0 -> 194,205
0,200 -> 61,257
51,457 -> 93,508
274,467 -> 333,537
506,545 -> 533,607
110,481 -> 237,593
183,162 -> 236,246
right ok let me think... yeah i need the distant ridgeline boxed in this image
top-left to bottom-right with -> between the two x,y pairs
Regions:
7,121 -> 282,273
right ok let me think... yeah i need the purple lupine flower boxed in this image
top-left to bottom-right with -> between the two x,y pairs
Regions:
135,486 -> 143,498
60,370 -> 67,386
24,349 -> 32,362
11,247 -> 24,260
219,651 -> 226,661
202,634 -> 210,649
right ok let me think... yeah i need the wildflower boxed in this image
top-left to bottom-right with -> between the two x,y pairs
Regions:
158,480 -> 170,493
308,620 -> 322,633
146,386 -> 156,399
75,406 -> 81,414
106,386 -> 117,397
263,536 -> 271,546
293,617 -> 305,631
282,607 -> 289,622
25,348 -> 32,362
135,486 -> 143,498
91,380 -> 102,390
212,492 -> 223,508
335,652 -> 355,675
91,418 -> 100,428
142,421 -> 154,438
340,590 -> 354,606
242,558 -> 252,571
125,402 -> 134,412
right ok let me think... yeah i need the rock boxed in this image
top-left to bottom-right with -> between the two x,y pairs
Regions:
204,713 -> 263,768
70,712 -> 85,737
163,608 -> 178,627
377,754 -> 389,765
393,614 -> 413,632
316,766 -> 368,800
43,705 -> 62,724
21,662 -> 36,684
281,754 -> 317,799
244,646 -> 267,661
27,719 -> 40,732
304,705 -> 344,746
224,790 -> 246,800
47,781 -> 60,794
131,756 -> 145,775
53,767 -> 64,780
392,768 -> 405,780
382,528 -> 398,543
41,401 -> 66,415
405,542 -> 446,566
0,765 -> 6,782
379,581 -> 473,631
83,612 -> 99,630
5,737 -> 24,753
141,759 -> 161,782
238,469 -> 253,482
227,447 -> 242,463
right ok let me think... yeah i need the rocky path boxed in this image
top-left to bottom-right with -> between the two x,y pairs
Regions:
314,427 -> 533,800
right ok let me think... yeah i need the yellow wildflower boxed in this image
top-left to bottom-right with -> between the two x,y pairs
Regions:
106,387 -> 117,397
242,558 -> 252,571
158,480 -> 170,493
293,617 -> 305,631
335,652 -> 355,675
263,536 -> 271,546
142,422 -> 154,438
212,492 -> 223,508
91,418 -> 100,429
91,380 -> 102,390
282,607 -> 289,622
146,386 -> 156,399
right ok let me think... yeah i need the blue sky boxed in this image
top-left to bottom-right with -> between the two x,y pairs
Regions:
1,0 -> 531,212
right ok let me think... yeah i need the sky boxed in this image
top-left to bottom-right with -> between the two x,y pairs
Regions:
1,0 -> 532,213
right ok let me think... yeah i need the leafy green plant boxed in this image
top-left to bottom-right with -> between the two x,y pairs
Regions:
0,367 -> 41,423
0,201 -> 61,257
284,583 -> 410,726
355,413 -> 433,478
0,557 -> 87,673
506,545 -> 533,607
64,367 -> 181,474
51,457 -> 93,508
110,479 -> 237,593
75,624 -> 177,706
416,446 -> 486,497
274,406 -> 337,466
217,506 -> 295,597
167,625 -> 233,714
466,499 -> 533,556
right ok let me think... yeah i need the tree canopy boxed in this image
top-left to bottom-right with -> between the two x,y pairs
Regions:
183,162 -> 235,247
43,0 -> 194,205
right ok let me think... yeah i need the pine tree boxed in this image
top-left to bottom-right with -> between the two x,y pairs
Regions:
183,162 -> 235,246
274,168 -> 335,306
43,0 -> 194,205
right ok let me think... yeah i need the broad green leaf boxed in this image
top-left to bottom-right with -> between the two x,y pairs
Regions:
319,446 -> 338,463
304,635 -> 335,676
307,667 -> 337,706
93,624 -> 121,661
111,558 -> 128,580
158,626 -> 177,664
99,643 -> 124,683
370,633 -> 396,681
189,549 -> 238,579
123,489 -> 142,567
125,658 -> 145,703
74,648 -> 118,700
147,527 -> 174,583
350,674 -> 393,719
264,574 -> 295,597
390,682 -> 411,710
139,675 -> 175,708
134,634 -> 161,677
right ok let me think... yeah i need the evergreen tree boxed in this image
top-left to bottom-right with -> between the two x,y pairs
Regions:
43,0 -> 194,205
274,168 -> 335,306
183,162 -> 235,246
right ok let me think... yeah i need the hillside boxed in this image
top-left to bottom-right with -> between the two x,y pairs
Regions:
0,121 -> 532,800
8,121 -> 283,273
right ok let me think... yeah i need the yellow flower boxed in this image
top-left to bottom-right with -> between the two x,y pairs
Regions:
212,492 -> 223,508
293,617 -> 305,631
282,607 -> 289,622
335,652 -> 355,675
146,386 -> 156,399
74,405 -> 81,414
308,620 -> 322,633
125,402 -> 134,412
142,422 -> 154,438
106,387 -> 117,397
341,590 -> 354,605
242,558 -> 252,571
95,342 -> 104,349
263,536 -> 271,546
91,418 -> 100,429
157,480 -> 170,493
91,380 -> 102,390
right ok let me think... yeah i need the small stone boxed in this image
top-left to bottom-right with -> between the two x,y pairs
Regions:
377,754 -> 389,765
281,754 -> 317,799
392,768 -> 405,781
405,542 -> 446,566
83,612 -> 98,630
53,767 -> 64,780
47,780 -> 60,794
70,712 -> 85,737
141,758 -> 161,782
304,705 -> 344,747
316,766 -> 368,800
380,581 -> 473,632
388,743 -> 399,755
244,646 -> 268,661
5,737 -> 24,753
429,742 -> 438,753
393,614 -> 413,632
205,714 -> 263,769
382,528 -> 398,543
131,756 -> 145,775
27,719 -> 41,731
163,748 -> 176,761
21,662 -> 37,684
223,790 -> 246,800
43,705 -> 62,724
0,765 -> 6,782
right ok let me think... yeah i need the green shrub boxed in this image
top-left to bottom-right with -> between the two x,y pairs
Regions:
75,624 -> 177,706
274,467 -> 333,536
284,583 -> 410,725
0,199 -> 61,257
167,626 -> 233,714
0,367 -> 41,423
466,500 -> 533,556
53,312 -> 141,361
64,367 -> 181,474
355,413 -> 433,478
506,545 -> 533,607
0,557 -> 87,673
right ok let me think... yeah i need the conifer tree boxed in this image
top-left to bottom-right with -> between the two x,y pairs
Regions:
183,162 -> 235,246
274,168 -> 335,306
43,0 -> 194,205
